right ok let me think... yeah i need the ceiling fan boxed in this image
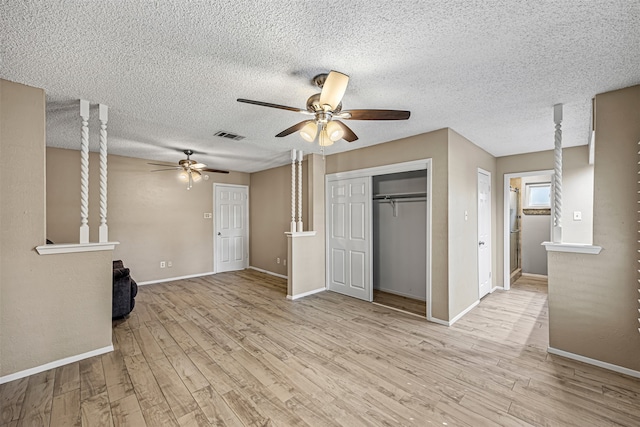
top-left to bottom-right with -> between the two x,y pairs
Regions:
237,70 -> 410,146
148,149 -> 229,190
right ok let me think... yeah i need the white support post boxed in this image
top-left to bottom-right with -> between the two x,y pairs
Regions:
98,104 -> 109,243
79,100 -> 90,244
553,104 -> 563,243
290,149 -> 297,233
296,150 -> 303,232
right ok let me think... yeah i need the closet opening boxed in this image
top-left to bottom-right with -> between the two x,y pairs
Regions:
372,170 -> 428,317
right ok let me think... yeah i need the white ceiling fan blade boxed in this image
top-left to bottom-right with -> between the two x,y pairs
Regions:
319,71 -> 349,111
192,163 -> 207,169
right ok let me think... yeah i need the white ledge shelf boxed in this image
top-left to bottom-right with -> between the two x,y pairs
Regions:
542,242 -> 602,255
285,231 -> 317,237
36,242 -> 119,255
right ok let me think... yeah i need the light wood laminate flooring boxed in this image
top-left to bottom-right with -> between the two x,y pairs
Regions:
2,272 -> 640,426
373,290 -> 426,317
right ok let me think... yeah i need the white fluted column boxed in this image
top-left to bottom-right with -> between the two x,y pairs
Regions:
98,104 -> 109,243
553,103 -> 563,243
79,100 -> 90,244
296,150 -> 303,232
290,149 -> 297,233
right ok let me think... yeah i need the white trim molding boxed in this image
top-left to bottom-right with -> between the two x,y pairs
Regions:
284,231 -> 317,237
449,300 -> 480,326
248,266 -> 288,280
542,242 -> 602,254
137,272 -> 214,286
36,242 -> 119,255
0,344 -> 113,385
286,287 -> 325,300
548,347 -> 640,379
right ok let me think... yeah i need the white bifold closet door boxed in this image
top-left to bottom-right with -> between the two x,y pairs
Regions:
327,177 -> 372,301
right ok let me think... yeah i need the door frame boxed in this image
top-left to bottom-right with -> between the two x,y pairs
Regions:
477,168 -> 492,299
325,159 -> 433,319
213,183 -> 249,274
502,170 -> 553,289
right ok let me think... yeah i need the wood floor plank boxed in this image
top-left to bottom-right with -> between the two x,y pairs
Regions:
122,354 -> 167,412
16,371 -> 55,427
162,345 -> 210,394
0,377 -> 28,424
110,393 -> 147,427
80,391 -> 113,427
53,363 -> 80,397
191,385 -> 244,427
50,389 -> 81,427
102,349 -> 135,403
79,357 -> 107,401
146,356 -> 199,420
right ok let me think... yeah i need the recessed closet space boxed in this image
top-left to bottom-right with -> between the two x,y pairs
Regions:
372,170 -> 427,316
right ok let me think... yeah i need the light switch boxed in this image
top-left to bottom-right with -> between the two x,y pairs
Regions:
573,211 -> 582,221
464,210 -> 468,221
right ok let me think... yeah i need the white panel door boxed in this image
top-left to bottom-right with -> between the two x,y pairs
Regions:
478,170 -> 492,298
327,177 -> 371,301
215,184 -> 248,273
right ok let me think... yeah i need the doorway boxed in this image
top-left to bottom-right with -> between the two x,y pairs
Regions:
503,170 -> 553,289
326,159 -> 433,319
214,184 -> 249,273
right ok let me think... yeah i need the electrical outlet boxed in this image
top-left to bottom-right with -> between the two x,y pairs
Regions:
160,261 -> 166,268
277,257 -> 280,264
167,261 -> 172,268
573,211 -> 582,221
203,213 -> 212,219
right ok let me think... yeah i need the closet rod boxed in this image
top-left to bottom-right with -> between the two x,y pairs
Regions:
372,192 -> 427,200
374,197 -> 426,203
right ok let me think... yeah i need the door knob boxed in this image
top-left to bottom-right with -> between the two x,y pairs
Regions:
217,232 -> 221,236
479,241 -> 485,246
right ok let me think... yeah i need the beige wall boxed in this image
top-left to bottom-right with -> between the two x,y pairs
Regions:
495,146 -> 594,286
1,79 -> 112,378
46,148 -> 249,283
548,85 -> 640,371
447,129 -> 497,317
326,129 -> 451,320
249,161 -> 309,276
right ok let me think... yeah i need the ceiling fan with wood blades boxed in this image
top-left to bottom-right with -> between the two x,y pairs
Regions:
237,70 -> 410,146
148,149 -> 229,190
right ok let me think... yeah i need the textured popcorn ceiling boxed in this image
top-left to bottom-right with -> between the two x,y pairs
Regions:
1,1 -> 639,173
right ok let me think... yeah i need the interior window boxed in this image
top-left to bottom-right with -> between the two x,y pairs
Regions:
525,182 -> 551,208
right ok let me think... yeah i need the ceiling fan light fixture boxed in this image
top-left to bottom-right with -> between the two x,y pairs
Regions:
326,121 -> 344,142
318,126 -> 334,147
299,122 -> 318,142
178,169 -> 190,182
191,170 -> 202,182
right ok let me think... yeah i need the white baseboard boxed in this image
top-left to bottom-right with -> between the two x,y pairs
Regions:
547,347 -> 640,379
287,287 -> 325,300
448,300 -> 480,326
490,286 -> 503,293
0,344 -> 114,385
248,266 -> 288,280
137,272 -> 214,286
521,272 -> 548,279
374,286 -> 426,302
427,316 -> 450,326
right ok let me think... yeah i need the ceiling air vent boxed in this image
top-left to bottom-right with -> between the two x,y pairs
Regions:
214,131 -> 245,141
